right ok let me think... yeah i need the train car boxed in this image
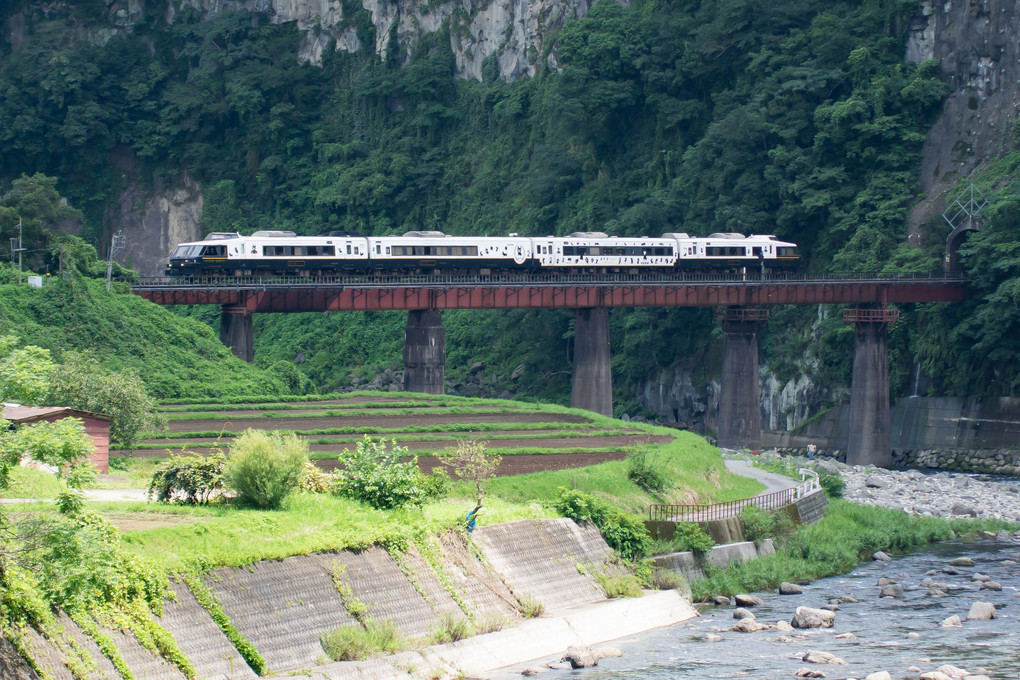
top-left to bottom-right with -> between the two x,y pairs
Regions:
532,232 -> 678,271
166,231 -> 369,276
366,231 -> 533,273
674,233 -> 799,271
165,229 -> 799,277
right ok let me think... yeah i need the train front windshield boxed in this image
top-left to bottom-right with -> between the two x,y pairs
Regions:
171,245 -> 203,259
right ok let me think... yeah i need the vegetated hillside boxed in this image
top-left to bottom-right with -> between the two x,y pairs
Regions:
1,0 -> 1018,412
0,266 -> 294,398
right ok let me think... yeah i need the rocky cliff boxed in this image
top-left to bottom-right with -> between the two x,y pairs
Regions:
906,0 -> 1020,235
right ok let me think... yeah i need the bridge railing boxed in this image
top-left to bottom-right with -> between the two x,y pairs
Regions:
128,272 -> 970,290
648,467 -> 821,523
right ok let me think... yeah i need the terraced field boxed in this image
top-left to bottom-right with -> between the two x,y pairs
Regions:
120,393 -> 677,476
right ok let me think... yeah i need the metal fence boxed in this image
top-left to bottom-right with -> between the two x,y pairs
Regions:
648,468 -> 821,523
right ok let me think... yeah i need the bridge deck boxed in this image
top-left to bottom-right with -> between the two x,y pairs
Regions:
130,274 -> 970,312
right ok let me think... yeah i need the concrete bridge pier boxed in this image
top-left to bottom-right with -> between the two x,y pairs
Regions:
844,307 -> 900,468
571,307 -> 613,417
220,304 -> 254,363
403,309 -> 446,394
717,307 -> 769,450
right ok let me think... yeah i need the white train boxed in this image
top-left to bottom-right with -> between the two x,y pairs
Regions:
166,230 -> 799,276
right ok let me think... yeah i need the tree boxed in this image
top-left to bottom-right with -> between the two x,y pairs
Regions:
0,335 -> 54,405
46,352 -> 165,446
437,440 -> 501,507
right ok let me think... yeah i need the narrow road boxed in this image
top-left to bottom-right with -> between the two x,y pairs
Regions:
723,457 -> 798,495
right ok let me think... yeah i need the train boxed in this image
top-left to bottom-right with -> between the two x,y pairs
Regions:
165,230 -> 799,277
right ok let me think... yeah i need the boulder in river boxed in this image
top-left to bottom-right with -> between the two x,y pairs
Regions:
801,650 -> 845,665
965,602 -> 997,620
791,607 -> 835,629
732,608 -> 755,620
940,615 -> 962,627
779,582 -> 803,594
561,645 -> 599,668
865,672 -> 892,680
949,556 -> 974,567
879,584 -> 905,599
734,593 -> 764,607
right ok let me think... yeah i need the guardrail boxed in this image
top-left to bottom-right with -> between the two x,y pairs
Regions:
648,468 -> 821,523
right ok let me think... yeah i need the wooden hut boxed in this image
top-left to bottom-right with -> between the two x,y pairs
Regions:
2,404 -> 112,473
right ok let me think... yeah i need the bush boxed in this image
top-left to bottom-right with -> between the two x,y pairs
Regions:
224,430 -> 308,509
148,450 -> 226,504
626,453 -> 670,494
332,436 -> 445,509
670,522 -> 715,554
554,488 -> 652,560
320,620 -> 403,661
740,506 -> 795,545
818,470 -> 846,498
297,461 -> 332,494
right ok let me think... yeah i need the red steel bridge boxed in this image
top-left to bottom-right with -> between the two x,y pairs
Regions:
131,273 -> 970,311
130,272 -> 971,470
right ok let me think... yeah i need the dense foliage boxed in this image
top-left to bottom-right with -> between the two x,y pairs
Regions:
0,270 -> 293,398
0,0 -> 978,405
148,450 -> 227,504
554,487 -> 652,559
224,430 -> 309,509
332,436 -> 448,509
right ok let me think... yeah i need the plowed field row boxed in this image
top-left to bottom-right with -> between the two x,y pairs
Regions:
133,396 -> 677,477
164,411 -> 590,433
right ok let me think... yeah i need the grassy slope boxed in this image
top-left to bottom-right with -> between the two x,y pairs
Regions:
0,277 -> 286,398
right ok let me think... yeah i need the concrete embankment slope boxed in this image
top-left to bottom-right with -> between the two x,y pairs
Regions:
3,519 -> 698,680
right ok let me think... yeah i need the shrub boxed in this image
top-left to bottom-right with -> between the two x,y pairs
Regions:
148,450 -> 226,504
320,620 -> 403,661
224,430 -> 308,510
740,506 -> 795,544
428,612 -> 472,644
648,568 -> 688,592
297,461 -> 332,494
594,572 -> 644,598
554,488 -> 652,560
332,436 -> 445,509
818,470 -> 846,498
516,594 -> 544,618
626,453 -> 670,494
671,522 -> 715,554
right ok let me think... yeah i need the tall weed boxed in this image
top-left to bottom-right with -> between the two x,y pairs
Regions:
225,430 -> 308,509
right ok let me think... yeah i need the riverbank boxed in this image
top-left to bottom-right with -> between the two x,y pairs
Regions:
492,538 -> 1020,680
728,450 -> 1020,522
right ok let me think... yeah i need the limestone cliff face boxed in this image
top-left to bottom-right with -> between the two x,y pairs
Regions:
106,176 -> 203,276
906,0 -> 1020,234
163,0 -> 592,79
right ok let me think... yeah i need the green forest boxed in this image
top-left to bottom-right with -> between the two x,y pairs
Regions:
1,0 -> 1019,409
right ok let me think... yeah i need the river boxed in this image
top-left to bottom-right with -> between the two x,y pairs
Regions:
493,540 -> 1019,679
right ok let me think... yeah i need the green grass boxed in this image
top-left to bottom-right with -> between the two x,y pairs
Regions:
486,434 -> 763,514
110,494 -> 552,573
691,500 -> 1020,601
0,467 -> 64,499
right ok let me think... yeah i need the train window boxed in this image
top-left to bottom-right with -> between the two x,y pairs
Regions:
777,247 -> 798,257
201,245 -> 226,257
589,247 -> 600,256
346,245 -> 351,255
377,244 -> 382,254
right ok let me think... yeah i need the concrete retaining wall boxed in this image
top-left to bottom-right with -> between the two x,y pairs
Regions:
763,396 -> 1020,456
2,519 -> 685,680
652,539 -> 776,583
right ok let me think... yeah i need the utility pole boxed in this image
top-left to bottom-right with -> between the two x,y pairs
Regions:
105,230 -> 126,292
15,217 -> 23,285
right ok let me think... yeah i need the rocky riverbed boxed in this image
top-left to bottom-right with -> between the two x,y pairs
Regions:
746,451 -> 1020,523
